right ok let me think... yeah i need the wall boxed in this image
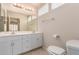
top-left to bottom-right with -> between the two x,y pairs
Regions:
0,4 -> 1,16
7,11 -> 27,31
38,3 -> 79,49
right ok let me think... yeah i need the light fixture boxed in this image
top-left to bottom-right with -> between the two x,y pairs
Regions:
12,3 -> 33,11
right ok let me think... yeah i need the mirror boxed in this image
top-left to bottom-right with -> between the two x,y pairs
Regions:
0,3 -> 38,32
26,15 -> 37,32
0,9 -> 37,32
6,16 -> 20,31
0,16 -> 5,32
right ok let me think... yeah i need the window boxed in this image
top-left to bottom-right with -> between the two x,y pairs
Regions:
52,3 -> 64,10
38,4 -> 49,16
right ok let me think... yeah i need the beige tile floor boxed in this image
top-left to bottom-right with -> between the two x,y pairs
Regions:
23,48 -> 48,55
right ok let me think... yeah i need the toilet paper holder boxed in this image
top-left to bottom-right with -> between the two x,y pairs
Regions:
53,34 -> 60,38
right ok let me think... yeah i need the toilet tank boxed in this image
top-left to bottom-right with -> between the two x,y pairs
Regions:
66,40 -> 79,55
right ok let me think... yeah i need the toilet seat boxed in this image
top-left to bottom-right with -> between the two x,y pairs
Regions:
47,46 -> 65,55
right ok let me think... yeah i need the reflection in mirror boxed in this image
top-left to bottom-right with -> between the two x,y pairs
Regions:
0,12 -> 37,32
0,3 -> 38,32
0,16 -> 4,32
26,15 -> 37,32
7,16 -> 20,32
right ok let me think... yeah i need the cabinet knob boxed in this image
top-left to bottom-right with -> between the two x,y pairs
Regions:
11,42 -> 14,46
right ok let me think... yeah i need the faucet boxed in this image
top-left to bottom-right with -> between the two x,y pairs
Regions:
11,30 -> 15,34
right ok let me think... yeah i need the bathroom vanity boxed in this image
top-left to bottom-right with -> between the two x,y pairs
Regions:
0,32 -> 43,55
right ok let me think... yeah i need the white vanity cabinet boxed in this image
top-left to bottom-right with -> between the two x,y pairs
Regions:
22,33 -> 43,53
30,34 -> 43,49
0,33 -> 43,55
0,36 -> 23,55
0,36 -> 12,55
22,34 -> 32,52
34,34 -> 43,48
11,35 -> 22,55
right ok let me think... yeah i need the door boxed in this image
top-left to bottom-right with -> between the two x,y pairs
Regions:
0,36 -> 12,55
12,35 -> 22,55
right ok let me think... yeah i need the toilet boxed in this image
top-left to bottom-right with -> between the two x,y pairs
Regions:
47,46 -> 66,55
66,40 -> 79,55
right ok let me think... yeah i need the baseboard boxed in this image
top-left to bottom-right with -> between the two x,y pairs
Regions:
19,46 -> 43,55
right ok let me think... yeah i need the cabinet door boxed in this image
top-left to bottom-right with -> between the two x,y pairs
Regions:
30,34 -> 38,49
22,35 -> 31,52
12,36 -> 22,55
31,34 -> 43,49
35,34 -> 43,47
0,37 -> 12,55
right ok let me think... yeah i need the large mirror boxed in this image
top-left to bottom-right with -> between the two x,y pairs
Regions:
0,3 -> 38,32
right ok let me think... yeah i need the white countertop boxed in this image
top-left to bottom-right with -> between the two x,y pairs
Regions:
0,31 -> 42,37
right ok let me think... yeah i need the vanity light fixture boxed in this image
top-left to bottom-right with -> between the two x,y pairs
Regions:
12,3 -> 33,11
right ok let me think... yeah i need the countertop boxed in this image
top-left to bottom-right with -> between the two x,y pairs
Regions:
0,31 -> 42,37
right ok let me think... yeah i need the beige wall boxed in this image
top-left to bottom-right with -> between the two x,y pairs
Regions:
0,4 -> 1,16
38,3 -> 79,49
7,11 -> 27,31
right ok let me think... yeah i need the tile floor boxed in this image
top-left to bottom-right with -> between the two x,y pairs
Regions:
23,48 -> 48,55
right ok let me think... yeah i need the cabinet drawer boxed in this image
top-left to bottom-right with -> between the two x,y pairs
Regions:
22,34 -> 31,39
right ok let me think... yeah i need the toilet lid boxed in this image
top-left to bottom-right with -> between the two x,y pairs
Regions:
66,40 -> 79,49
47,46 -> 65,55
